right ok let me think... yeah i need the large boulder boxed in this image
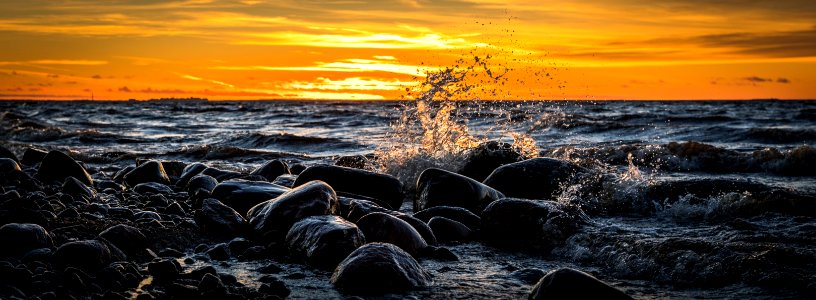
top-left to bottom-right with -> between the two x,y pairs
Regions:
481,198 -> 589,251
185,174 -> 218,194
123,160 -> 171,187
250,160 -> 290,182
247,180 -> 336,244
211,180 -> 290,216
97,224 -> 147,255
36,150 -> 93,186
0,223 -> 53,257
285,215 -> 365,270
356,212 -> 428,255
345,198 -> 392,223
529,268 -> 632,300
195,198 -> 247,237
54,239 -> 123,271
0,158 -> 21,174
416,168 -> 504,213
0,144 -> 18,163
294,164 -> 404,210
458,141 -> 524,181
21,147 -> 48,166
394,213 -> 437,246
428,216 -> 472,243
176,162 -> 208,187
413,206 -> 481,231
483,158 -> 589,200
331,243 -> 432,295
62,176 -> 96,199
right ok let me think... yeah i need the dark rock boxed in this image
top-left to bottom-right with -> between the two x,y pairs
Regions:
165,202 -> 186,216
294,164 -> 403,210
176,163 -> 208,187
158,248 -> 184,258
247,180 -> 336,244
258,276 -> 290,298
228,237 -> 251,255
0,158 -> 21,173
423,246 -> 459,261
187,265 -> 217,280
159,160 -> 186,179
335,155 -> 370,170
195,198 -> 247,237
272,174 -> 297,188
199,273 -> 226,296
416,168 -> 504,213
510,268 -> 546,284
345,199 -> 391,223
37,150 -> 93,186
528,268 -> 632,300
133,182 -> 174,195
98,224 -> 147,255
428,216 -> 472,243
54,240 -> 120,271
207,243 -> 230,260
96,180 -> 125,192
186,174 -> 218,194
113,166 -> 135,183
23,247 -> 53,262
481,198 -> 588,251
257,263 -> 282,274
167,283 -> 199,299
134,211 -> 162,221
211,180 -> 290,217
285,215 -> 365,269
413,206 -> 482,231
356,212 -> 428,255
483,158 -> 589,200
459,141 -> 524,182
62,176 -> 96,199
0,144 -> 18,163
331,243 -> 432,295
21,148 -> 48,166
148,259 -> 180,281
250,160 -> 290,182
201,167 -> 243,182
58,207 -> 80,218
123,160 -> 171,187
395,213 -> 437,245
0,223 -> 53,257
289,163 -> 306,175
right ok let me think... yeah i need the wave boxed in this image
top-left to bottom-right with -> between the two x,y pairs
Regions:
220,132 -> 363,150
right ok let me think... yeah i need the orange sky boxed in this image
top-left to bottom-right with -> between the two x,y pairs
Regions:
0,0 -> 814,100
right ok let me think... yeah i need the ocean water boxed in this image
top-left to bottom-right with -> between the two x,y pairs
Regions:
1,99 -> 815,298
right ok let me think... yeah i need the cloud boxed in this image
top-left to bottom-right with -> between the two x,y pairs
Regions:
693,28 -> 816,58
92,75 -> 102,79
777,77 -> 791,83
280,77 -> 416,91
177,73 -> 235,88
743,76 -> 772,83
118,86 -> 132,92
214,58 -> 430,76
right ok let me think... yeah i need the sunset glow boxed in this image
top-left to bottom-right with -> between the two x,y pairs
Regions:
1,0 -> 814,100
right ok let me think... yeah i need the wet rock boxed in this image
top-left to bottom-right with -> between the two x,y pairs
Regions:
258,276 -> 290,298
186,174 -> 218,194
331,243 -> 432,295
113,166 -> 135,183
247,180 -> 335,244
458,141 -> 525,182
36,150 -> 94,186
413,206 -> 482,231
21,148 -> 47,166
199,273 -> 226,296
481,198 -> 589,251
272,174 -> 297,188
123,160 -> 171,187
528,268 -> 632,300
356,212 -> 428,255
483,158 -> 589,200
250,160 -> 290,182
0,158 -> 21,173
176,163 -> 208,187
428,216 -> 473,243
194,198 -> 247,237
0,144 -> 19,163
416,168 -> 504,213
211,179 -> 290,217
207,243 -> 230,261
0,223 -> 53,257
285,215 -> 365,269
200,167 -> 243,182
148,258 -> 180,281
98,224 -> 147,255
423,246 -> 459,261
394,213 -> 437,246
62,176 -> 96,199
294,164 -> 404,210
96,180 -> 125,192
166,283 -> 199,299
335,155 -> 371,170
289,163 -> 306,175
165,201 -> 186,216
134,211 -> 162,221
133,182 -> 174,195
345,199 -> 391,223
54,240 -> 121,271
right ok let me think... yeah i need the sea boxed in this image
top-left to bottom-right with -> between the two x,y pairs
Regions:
1,99 -> 815,299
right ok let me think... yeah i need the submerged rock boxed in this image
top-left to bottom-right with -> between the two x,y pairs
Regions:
247,180 -> 336,244
36,150 -> 94,186
285,215 -> 365,269
356,212 -> 428,255
250,159 -> 290,182
195,198 -> 247,237
294,164 -> 404,210
529,268 -> 632,300
211,179 -> 290,216
0,223 -> 53,257
331,243 -> 432,295
416,168 -> 504,213
124,160 -> 171,187
481,198 -> 589,251
483,158 -> 589,200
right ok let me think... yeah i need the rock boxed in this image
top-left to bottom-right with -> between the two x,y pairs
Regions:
294,164 -> 404,210
247,181 -> 336,244
331,243 -> 432,295
483,158 -> 589,200
0,158 -> 21,173
176,163 -> 208,187
207,243 -> 230,260
285,215 -> 365,269
413,206 -> 482,231
272,174 -> 297,188
198,273 -> 226,296
428,216 -> 472,243
148,258 -> 180,281
113,166 -> 135,183
394,213 -> 437,245
258,276 -> 290,298
186,174 -> 218,194
21,147 -> 48,166
211,180 -> 290,217
356,212 -> 428,255
250,160 -> 290,182
0,223 -> 53,257
528,268 -> 632,300
133,182 -> 174,195
345,199 -> 391,223
96,180 -> 125,192
123,160 -> 171,187
62,176 -> 96,199
481,198 -> 588,251
134,211 -> 162,221
36,150 -> 93,186
194,198 -> 247,237
290,163 -> 306,175
98,224 -> 147,255
0,144 -> 19,163
459,141 -> 524,182
54,240 -> 120,271
416,168 -> 504,213
165,201 -> 186,216
200,167 -> 243,182
335,155 -> 370,170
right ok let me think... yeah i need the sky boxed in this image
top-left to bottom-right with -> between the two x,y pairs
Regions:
0,0 -> 814,100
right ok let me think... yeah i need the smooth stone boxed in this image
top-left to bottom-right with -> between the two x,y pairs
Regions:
529,268 -> 633,300
0,144 -> 19,163
258,276 -> 291,298
62,176 -> 96,199
199,273 -> 226,296
113,166 -> 135,183
176,163 -> 208,187
0,158 -> 21,173
345,199 -> 391,223
134,211 -> 162,221
186,174 -> 218,194
413,206 -> 482,231
356,212 -> 428,255
206,243 -> 230,260
194,198 -> 247,237
201,167 -> 243,182
37,150 -> 93,186
272,174 -> 297,188
394,213 -> 437,246
483,158 -> 589,200
54,239 -> 122,271
96,180 -> 125,192
481,198 -> 589,251
247,180 -> 336,244
250,160 -> 290,182
458,141 -> 524,182
334,155 -> 370,170
22,148 -> 48,166
416,168 -> 504,213
98,224 -> 148,255
285,215 -> 365,270
148,258 -> 180,281
133,182 -> 174,195
165,202 -> 186,216
211,179 -> 290,217
123,160 -> 171,187
294,164 -> 404,210
428,216 -> 472,243
0,223 -> 53,257
331,243 -> 432,295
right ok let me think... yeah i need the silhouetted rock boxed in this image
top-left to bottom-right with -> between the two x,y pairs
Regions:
428,216 -> 472,243
21,147 -> 47,166
54,239 -> 123,271
201,167 -> 243,182
98,224 -> 147,255
459,141 -> 524,181
483,158 -> 589,200
211,179 -> 290,217
247,180 -> 336,244
148,258 -> 180,281
199,273 -> 226,297
207,243 -> 230,260
294,164 -> 404,209
0,223 -> 53,257
416,168 -> 504,213
133,182 -> 174,195
481,198 -> 589,251
394,213 -> 437,246
528,268 -> 632,300
0,158 -> 21,173
195,198 -> 247,237
285,215 -> 365,269
356,212 -> 428,255
250,159 -> 290,182
62,176 -> 96,199
37,150 -> 93,185
272,174 -> 297,188
345,199 -> 391,223
331,243 -> 432,295
176,162 -> 208,187
123,160 -> 171,187
186,174 -> 218,194
413,206 -> 481,231
0,144 -> 18,163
